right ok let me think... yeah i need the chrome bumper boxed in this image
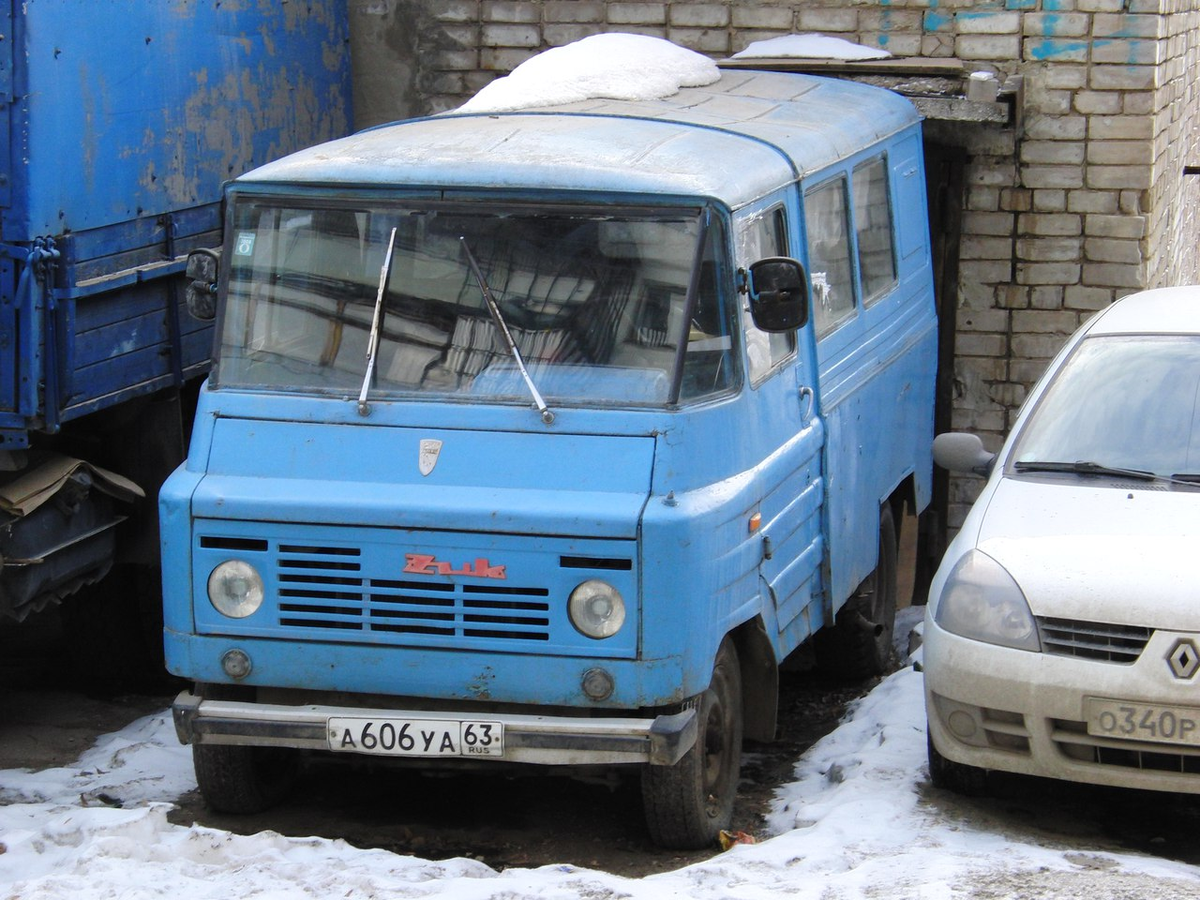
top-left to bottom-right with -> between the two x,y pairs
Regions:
172,692 -> 696,766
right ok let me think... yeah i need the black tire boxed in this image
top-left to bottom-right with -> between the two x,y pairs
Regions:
927,729 -> 988,797
193,744 -> 300,814
815,504 -> 899,680
642,637 -> 743,850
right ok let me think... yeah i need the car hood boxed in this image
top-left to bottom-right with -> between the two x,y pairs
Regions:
976,476 -> 1200,629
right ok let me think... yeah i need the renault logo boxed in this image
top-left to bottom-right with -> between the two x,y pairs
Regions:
1167,638 -> 1200,680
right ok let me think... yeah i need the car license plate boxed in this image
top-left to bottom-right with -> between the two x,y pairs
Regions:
327,717 -> 504,758
1084,698 -> 1200,747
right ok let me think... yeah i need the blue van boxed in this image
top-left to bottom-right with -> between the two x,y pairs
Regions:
163,67 -> 937,849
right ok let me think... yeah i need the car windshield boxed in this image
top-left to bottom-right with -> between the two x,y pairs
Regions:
213,199 -> 738,409
1011,334 -> 1200,479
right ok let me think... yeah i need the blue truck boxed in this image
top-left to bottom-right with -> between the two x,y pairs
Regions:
0,1 -> 350,680
164,66 -> 937,848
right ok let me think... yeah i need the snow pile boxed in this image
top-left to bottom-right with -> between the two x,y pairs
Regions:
456,33 -> 720,114
731,34 -> 891,61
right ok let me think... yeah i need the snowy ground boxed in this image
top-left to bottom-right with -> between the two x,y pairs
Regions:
4,609 -> 1200,899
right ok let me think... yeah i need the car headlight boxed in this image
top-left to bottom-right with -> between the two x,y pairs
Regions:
568,580 -> 625,639
207,560 -> 265,619
933,549 -> 1040,652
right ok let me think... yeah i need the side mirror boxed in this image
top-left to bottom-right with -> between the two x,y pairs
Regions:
747,257 -> 809,332
932,432 -> 997,477
184,248 -> 221,321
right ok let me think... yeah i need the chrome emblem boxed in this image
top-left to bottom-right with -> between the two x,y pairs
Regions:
1167,638 -> 1200,680
418,439 -> 442,476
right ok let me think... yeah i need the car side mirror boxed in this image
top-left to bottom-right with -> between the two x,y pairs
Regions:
933,432 -> 997,477
747,257 -> 809,332
184,248 -> 221,321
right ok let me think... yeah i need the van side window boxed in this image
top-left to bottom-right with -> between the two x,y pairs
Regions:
804,178 -> 855,338
739,205 -> 796,383
852,156 -> 897,305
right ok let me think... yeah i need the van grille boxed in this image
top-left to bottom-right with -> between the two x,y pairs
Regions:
275,544 -> 553,642
1037,616 -> 1152,663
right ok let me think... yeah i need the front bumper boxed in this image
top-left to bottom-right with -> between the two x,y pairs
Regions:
924,619 -> 1200,795
172,692 -> 696,767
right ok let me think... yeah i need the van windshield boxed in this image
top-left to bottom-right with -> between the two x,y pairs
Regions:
214,200 -> 738,407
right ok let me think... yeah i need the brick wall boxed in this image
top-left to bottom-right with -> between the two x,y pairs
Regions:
349,1 -> 1200,527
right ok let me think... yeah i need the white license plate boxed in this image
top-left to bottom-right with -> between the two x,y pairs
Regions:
1085,698 -> 1200,747
327,717 -> 504,758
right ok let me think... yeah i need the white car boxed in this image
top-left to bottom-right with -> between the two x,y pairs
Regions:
924,286 -> 1200,796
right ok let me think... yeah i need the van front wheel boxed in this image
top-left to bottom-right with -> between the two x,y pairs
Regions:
641,638 -> 743,849
192,744 -> 299,814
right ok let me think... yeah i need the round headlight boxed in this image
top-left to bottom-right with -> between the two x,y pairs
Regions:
568,580 -> 626,639
208,560 -> 265,619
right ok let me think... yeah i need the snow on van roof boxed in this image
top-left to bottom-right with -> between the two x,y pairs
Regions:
455,32 -> 890,115
456,33 -> 719,114
731,33 -> 891,61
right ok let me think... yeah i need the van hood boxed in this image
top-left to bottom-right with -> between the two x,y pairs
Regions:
976,476 -> 1200,629
190,418 -> 654,538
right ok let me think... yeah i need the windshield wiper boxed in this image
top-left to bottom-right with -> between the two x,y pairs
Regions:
460,236 -> 555,425
357,226 -> 398,416
1013,460 -> 1158,481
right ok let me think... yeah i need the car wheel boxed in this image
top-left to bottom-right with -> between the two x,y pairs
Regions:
642,637 -> 743,849
816,504 -> 899,680
192,744 -> 300,814
926,728 -> 987,796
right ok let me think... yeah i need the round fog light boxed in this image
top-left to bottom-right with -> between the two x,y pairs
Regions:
208,560 -> 265,618
947,709 -> 978,740
582,667 -> 615,701
568,580 -> 626,639
221,649 -> 252,680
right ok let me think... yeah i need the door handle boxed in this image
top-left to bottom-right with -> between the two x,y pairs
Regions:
798,385 -> 814,421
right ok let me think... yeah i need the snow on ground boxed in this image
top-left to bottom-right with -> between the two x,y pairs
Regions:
3,610 -> 1200,898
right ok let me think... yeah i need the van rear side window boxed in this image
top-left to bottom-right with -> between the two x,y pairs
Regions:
805,178 -> 854,338
853,156 -> 897,306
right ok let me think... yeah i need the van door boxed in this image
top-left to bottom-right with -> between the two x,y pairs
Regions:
736,198 -> 826,650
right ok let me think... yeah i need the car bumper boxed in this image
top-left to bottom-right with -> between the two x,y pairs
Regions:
172,692 -> 696,767
924,620 -> 1200,794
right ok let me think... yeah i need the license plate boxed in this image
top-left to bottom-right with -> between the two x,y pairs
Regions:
1085,698 -> 1200,747
327,717 -> 504,758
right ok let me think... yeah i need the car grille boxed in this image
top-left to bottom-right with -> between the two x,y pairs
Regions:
1052,719 -> 1200,774
275,543 -> 554,642
1037,616 -> 1153,663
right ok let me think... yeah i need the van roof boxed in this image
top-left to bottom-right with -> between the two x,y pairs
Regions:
239,70 -> 919,209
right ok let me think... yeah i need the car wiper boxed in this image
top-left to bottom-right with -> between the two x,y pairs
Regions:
1013,460 -> 1158,481
460,236 -> 555,426
357,226 -> 398,417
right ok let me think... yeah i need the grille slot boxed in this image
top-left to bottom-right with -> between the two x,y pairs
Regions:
560,555 -> 633,571
1037,616 -> 1153,663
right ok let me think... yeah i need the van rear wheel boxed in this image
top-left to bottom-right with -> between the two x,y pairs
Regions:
815,504 -> 898,680
192,744 -> 299,814
642,637 -> 743,849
